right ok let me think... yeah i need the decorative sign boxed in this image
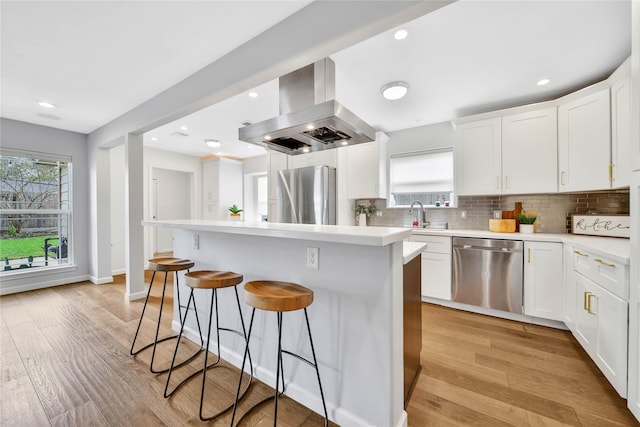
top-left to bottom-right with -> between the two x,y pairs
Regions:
571,215 -> 630,238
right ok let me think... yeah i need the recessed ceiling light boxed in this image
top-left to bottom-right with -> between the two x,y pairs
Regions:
248,91 -> 259,98
341,141 -> 349,146
151,137 -> 158,141
264,135 -> 272,140
393,28 -> 409,40
536,78 -> 551,86
205,139 -> 221,148
306,124 -> 315,130
302,148 -> 310,153
180,125 -> 188,130
37,101 -> 56,109
247,144 -> 254,149
381,81 -> 409,100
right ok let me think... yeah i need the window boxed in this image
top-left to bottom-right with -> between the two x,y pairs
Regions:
0,149 -> 72,272
388,148 -> 454,207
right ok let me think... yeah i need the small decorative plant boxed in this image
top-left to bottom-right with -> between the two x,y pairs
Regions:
516,212 -> 537,224
355,203 -> 377,218
228,204 -> 243,215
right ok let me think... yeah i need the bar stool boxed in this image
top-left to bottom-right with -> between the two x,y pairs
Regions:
164,270 -> 253,422
130,257 -> 203,374
230,280 -> 328,427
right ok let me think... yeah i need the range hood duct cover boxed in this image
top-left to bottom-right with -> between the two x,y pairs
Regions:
239,58 -> 376,155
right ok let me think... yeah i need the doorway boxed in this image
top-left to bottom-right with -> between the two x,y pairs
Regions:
151,168 -> 192,255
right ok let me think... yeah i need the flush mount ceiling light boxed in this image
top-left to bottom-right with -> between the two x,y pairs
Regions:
248,91 -> 259,98
536,78 -> 551,86
393,28 -> 409,40
180,125 -> 188,131
381,81 -> 409,100
205,139 -> 221,148
151,137 -> 158,141
37,101 -> 56,108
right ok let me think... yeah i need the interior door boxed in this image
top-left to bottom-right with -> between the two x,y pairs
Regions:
152,168 -> 192,254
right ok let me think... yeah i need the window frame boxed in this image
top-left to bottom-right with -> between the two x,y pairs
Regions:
387,147 -> 455,208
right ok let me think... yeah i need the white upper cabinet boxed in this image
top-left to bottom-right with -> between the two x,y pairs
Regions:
454,117 -> 501,196
346,132 -> 388,199
502,107 -> 558,194
288,149 -> 337,169
611,76 -> 631,187
558,88 -> 611,192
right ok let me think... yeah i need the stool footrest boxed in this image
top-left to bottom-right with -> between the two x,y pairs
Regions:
281,349 -> 316,369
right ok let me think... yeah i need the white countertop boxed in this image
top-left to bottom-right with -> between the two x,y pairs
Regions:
143,219 -> 412,247
403,242 -> 427,264
411,228 -> 631,264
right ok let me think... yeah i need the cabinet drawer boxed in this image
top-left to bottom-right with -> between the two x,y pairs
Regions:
573,248 -> 629,300
409,235 -> 452,254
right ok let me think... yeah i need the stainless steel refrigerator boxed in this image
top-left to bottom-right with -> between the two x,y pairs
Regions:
276,165 -> 336,224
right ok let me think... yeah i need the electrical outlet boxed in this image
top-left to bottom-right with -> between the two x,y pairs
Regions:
193,234 -> 199,250
460,210 -> 467,219
307,247 -> 319,269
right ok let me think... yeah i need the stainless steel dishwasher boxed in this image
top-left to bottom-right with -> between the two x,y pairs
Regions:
452,237 -> 524,314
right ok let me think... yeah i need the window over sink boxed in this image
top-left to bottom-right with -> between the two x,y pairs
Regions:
388,148 -> 454,207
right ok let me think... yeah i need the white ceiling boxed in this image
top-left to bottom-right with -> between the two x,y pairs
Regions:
1,1 -> 631,160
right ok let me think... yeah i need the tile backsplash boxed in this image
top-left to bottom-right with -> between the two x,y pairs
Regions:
360,190 -> 630,234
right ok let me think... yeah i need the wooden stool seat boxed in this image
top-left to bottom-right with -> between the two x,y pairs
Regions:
243,280 -> 314,312
148,257 -> 194,272
185,270 -> 243,289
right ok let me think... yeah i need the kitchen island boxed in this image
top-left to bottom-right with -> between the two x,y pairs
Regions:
142,219 -> 414,427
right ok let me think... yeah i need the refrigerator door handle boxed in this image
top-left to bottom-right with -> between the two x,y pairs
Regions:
278,170 -> 299,224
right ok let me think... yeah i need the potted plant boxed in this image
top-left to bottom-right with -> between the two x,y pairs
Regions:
516,211 -> 537,234
355,203 -> 377,227
229,204 -> 243,221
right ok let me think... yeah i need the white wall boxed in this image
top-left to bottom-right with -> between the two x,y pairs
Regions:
243,155 -> 267,174
0,118 -> 90,294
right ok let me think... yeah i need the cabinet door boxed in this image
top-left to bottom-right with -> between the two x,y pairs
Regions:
611,78 -> 631,188
563,244 -> 577,332
523,241 -> 563,321
454,117 -> 501,195
574,273 -> 597,351
420,252 -> 451,300
268,151 -> 289,200
288,149 -> 337,169
558,89 -> 611,192
592,283 -> 628,397
502,108 -> 557,194
346,136 -> 387,199
202,160 -> 219,202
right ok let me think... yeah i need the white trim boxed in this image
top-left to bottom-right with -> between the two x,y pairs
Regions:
89,275 -> 114,285
0,273 -> 90,295
0,147 -> 72,163
1,264 -> 77,280
126,289 -> 148,301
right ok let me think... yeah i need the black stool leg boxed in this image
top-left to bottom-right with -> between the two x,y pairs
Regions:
230,308 -> 256,426
304,308 -> 329,427
130,270 -> 157,356
164,288 -> 196,397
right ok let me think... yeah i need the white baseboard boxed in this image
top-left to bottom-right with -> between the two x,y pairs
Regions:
126,289 -> 148,301
89,275 -> 114,285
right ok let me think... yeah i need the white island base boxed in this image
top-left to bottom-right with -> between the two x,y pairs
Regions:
144,220 -> 412,427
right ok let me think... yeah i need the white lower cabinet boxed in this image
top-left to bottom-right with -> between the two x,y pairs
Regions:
574,272 -> 628,397
523,241 -> 564,321
410,234 -> 452,300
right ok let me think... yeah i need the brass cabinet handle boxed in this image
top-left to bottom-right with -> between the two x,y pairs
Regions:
560,171 -> 566,185
496,176 -> 500,190
594,258 -> 615,268
574,250 -> 588,257
505,176 -> 509,189
528,248 -> 531,263
587,292 -> 596,315
583,291 -> 589,311
609,163 -> 614,182
583,291 -> 597,314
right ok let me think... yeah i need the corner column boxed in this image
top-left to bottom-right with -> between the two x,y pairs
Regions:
124,133 -> 145,300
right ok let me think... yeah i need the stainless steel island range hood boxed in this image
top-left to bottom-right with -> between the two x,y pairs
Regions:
239,58 -> 376,155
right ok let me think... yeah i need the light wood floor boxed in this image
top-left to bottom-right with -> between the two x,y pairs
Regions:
1,277 -> 637,426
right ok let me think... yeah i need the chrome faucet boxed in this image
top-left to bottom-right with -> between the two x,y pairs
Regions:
408,201 -> 425,228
